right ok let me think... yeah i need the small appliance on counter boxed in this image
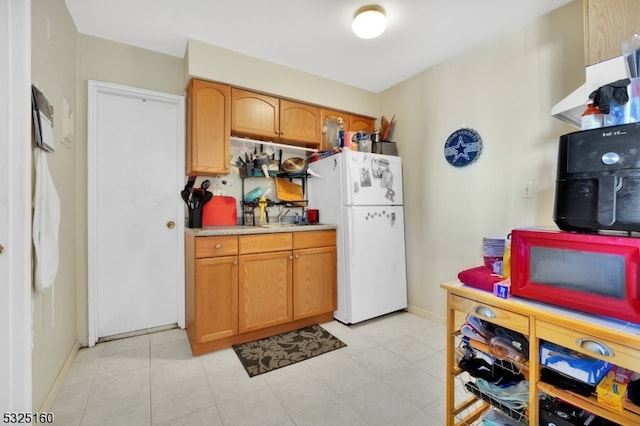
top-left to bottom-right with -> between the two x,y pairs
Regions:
510,227 -> 640,324
554,122 -> 640,233
202,196 -> 237,226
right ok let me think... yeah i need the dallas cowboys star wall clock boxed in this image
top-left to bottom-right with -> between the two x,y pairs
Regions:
443,127 -> 483,168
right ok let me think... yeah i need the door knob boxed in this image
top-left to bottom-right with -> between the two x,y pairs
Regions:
166,221 -> 175,229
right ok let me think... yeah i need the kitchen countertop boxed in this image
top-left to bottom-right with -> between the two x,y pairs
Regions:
185,223 -> 336,236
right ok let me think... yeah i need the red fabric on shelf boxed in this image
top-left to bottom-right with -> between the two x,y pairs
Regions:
458,265 -> 502,292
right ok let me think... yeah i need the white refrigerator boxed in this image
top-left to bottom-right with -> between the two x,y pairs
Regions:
307,150 -> 408,324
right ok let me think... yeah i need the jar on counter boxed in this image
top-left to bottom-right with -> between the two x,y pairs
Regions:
581,103 -> 603,130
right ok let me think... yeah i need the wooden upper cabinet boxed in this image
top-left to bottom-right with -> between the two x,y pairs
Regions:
186,79 -> 230,176
349,115 -> 376,133
231,88 -> 280,139
280,99 -> 321,145
584,0 -> 640,65
231,88 -> 321,147
321,109 -> 376,150
321,109 -> 346,151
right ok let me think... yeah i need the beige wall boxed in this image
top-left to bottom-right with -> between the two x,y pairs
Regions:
379,0 -> 584,320
185,39 -> 378,118
31,0 -> 79,410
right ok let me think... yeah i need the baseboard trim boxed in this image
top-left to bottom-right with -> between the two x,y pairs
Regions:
407,304 -> 445,325
38,340 -> 81,412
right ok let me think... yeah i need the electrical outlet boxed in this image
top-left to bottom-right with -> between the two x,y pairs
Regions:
522,180 -> 533,198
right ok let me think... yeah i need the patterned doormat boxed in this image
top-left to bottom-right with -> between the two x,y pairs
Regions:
232,324 -> 346,377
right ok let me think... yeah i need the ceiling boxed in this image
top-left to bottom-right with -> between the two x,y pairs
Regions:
64,0 -> 572,93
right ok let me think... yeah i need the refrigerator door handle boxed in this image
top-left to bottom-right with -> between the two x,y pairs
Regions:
348,209 -> 356,266
391,212 -> 396,226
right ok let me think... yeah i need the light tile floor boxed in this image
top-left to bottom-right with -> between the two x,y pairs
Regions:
51,311 -> 455,426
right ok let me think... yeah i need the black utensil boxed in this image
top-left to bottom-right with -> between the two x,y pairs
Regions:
191,187 -> 204,209
201,179 -> 210,191
180,189 -> 190,205
184,175 -> 196,191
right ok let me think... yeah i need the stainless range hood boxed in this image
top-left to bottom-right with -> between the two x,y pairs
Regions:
551,55 -> 628,128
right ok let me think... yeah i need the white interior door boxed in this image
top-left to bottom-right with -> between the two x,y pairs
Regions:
88,81 -> 184,344
0,0 -> 32,409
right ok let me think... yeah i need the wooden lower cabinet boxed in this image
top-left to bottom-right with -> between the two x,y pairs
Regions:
293,246 -> 336,319
186,229 -> 336,355
238,250 -> 293,333
193,256 -> 238,342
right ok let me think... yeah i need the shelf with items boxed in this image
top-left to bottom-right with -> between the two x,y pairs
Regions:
442,281 -> 640,426
535,339 -> 640,425
240,173 -> 308,226
454,325 -> 530,425
538,382 -> 640,425
445,290 -> 532,426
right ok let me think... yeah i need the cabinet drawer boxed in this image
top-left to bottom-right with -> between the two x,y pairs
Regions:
537,320 -> 639,371
239,233 -> 292,254
293,230 -> 336,249
195,236 -> 238,258
449,294 -> 529,335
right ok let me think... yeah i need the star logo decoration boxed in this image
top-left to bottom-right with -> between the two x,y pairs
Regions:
444,128 -> 483,168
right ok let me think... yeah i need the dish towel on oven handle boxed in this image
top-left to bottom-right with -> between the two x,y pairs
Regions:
33,147 -> 61,301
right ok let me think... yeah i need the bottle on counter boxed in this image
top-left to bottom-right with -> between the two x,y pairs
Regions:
581,103 -> 603,130
502,239 -> 511,279
337,117 -> 345,147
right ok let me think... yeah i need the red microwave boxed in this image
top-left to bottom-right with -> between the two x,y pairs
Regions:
511,228 -> 640,323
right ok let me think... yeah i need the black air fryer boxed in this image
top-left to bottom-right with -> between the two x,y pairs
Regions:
554,122 -> 640,233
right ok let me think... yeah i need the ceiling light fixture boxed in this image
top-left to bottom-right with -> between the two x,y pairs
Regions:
352,5 -> 387,39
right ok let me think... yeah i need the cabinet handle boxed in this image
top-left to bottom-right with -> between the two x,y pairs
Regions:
295,254 -> 299,259
289,255 -> 293,260
472,305 -> 496,318
576,338 -> 615,357
233,260 -> 238,266
215,243 -> 222,249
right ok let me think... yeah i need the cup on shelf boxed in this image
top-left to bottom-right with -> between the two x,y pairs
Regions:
307,209 -> 319,223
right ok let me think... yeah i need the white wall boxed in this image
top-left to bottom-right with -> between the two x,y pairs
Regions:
379,1 -> 584,320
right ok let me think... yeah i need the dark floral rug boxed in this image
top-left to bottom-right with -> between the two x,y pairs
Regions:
232,325 -> 346,377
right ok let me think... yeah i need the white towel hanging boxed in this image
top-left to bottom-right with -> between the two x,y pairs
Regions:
33,147 -> 61,293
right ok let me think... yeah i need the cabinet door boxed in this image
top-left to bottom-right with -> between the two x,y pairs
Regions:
584,0 -> 640,65
231,88 -> 280,139
349,115 -> 375,134
238,251 -> 293,333
293,246 -> 337,320
280,99 -> 321,146
320,108 -> 348,151
186,79 -> 230,175
194,256 -> 238,343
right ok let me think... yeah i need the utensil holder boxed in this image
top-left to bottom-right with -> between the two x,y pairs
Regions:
240,164 -> 254,178
188,207 -> 203,228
